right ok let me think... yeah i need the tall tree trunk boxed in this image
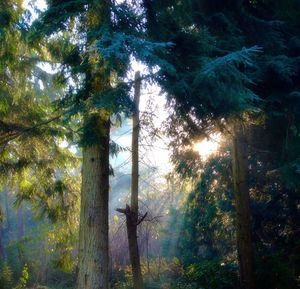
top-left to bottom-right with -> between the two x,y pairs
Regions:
131,71 -> 141,224
127,71 -> 144,289
116,71 -> 144,289
232,122 -> 256,289
77,116 -> 110,289
77,2 -> 111,289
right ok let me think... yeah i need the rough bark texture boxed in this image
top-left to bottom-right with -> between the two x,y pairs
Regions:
131,71 -> 141,216
232,122 -> 256,289
128,71 -> 144,289
77,2 -> 111,288
77,117 -> 110,289
126,212 -> 144,289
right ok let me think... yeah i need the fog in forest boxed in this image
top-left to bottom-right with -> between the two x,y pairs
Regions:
0,1 -> 299,289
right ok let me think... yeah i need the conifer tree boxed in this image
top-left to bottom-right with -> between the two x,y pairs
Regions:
30,0 -> 176,287
141,1 -> 298,288
30,1 -> 113,287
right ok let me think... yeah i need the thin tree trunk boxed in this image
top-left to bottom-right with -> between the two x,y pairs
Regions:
116,72 -> 144,289
126,213 -> 144,289
131,71 -> 141,215
128,71 -> 144,289
77,116 -> 110,289
232,122 -> 256,289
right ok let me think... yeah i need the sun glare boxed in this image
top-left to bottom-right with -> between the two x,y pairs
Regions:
193,134 -> 221,161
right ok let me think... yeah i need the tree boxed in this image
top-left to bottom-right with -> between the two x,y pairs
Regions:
0,2 -> 82,287
232,121 -> 255,289
117,71 -> 144,289
141,1 -> 300,288
31,1 -> 138,288
43,2 -> 112,287
31,0 -> 175,287
142,2 -> 259,288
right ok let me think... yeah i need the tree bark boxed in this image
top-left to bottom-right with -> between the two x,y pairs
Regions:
116,71 -> 144,289
232,122 -> 256,289
77,2 -> 111,289
127,71 -> 144,289
131,71 -> 141,219
77,116 -> 110,289
123,206 -> 144,289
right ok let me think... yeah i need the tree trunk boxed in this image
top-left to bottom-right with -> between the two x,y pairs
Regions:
116,72 -> 144,289
127,71 -> 144,289
131,71 -> 141,215
126,211 -> 144,289
77,116 -> 110,289
77,2 -> 111,288
232,122 -> 256,289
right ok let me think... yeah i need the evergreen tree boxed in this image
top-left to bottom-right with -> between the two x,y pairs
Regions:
31,0 -> 172,287
143,1 -> 300,288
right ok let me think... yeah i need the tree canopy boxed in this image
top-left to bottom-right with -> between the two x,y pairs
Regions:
0,1 -> 299,289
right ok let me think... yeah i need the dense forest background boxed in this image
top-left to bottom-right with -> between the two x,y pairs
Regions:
0,0 -> 299,289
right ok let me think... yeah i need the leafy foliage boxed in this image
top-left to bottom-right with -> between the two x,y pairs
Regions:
173,261 -> 238,289
0,262 -> 13,289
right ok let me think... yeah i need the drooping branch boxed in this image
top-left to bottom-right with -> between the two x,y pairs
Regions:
0,115 -> 62,146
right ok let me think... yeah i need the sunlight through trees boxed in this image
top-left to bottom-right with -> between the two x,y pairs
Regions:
0,1 -> 299,289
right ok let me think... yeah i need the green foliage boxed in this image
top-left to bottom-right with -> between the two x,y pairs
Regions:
96,30 -> 174,76
172,261 -> 238,289
256,249 -> 299,289
1,1 -> 300,289
90,83 -> 134,116
112,258 -> 238,289
162,151 -> 235,265
13,264 -> 29,289
0,262 -> 13,289
0,0 -> 80,229
15,169 -> 80,223
31,0 -> 88,37
46,269 -> 75,289
112,258 -> 184,289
